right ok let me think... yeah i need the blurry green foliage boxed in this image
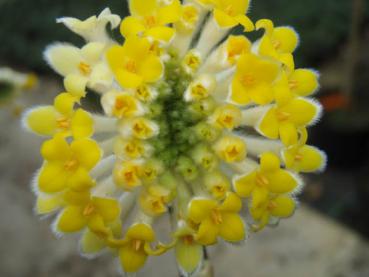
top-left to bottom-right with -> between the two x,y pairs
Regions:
0,0 -> 367,71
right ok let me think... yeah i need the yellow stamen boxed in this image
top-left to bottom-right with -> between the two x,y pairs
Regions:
276,111 -> 290,121
211,209 -> 223,225
83,203 -> 95,217
256,174 -> 269,187
64,159 -> 79,171
56,117 -> 70,129
144,15 -> 157,28
125,60 -> 137,73
288,80 -> 298,90
182,235 -> 195,245
241,74 -> 256,87
78,62 -> 92,76
132,239 -> 143,251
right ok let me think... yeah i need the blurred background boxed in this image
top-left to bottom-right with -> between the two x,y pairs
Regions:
1,0 -> 369,276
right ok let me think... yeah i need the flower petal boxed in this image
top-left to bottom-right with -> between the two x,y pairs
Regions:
44,43 -> 81,76
38,162 -> 69,193
92,197 -> 120,222
175,240 -> 202,275
233,172 -> 256,198
219,213 -> 245,242
71,109 -> 94,139
195,217 -> 218,245
56,206 -> 87,233
25,106 -> 59,136
187,198 -> 217,223
70,138 -> 101,170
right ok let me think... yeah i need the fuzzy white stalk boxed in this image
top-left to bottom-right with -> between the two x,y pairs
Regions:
241,105 -> 270,126
93,114 -> 117,133
90,155 -> 116,179
100,137 -> 116,156
212,70 -> 234,101
195,16 -> 229,58
92,176 -> 117,197
228,158 -> 259,175
243,136 -> 283,157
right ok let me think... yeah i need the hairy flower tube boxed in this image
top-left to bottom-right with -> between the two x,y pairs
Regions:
23,0 -> 327,275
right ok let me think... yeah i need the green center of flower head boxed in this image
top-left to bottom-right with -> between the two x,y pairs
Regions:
148,53 -> 215,175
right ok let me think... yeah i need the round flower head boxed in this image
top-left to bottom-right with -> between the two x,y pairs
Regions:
23,1 -> 326,275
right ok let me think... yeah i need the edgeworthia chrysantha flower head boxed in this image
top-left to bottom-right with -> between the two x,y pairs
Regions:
23,0 -> 326,275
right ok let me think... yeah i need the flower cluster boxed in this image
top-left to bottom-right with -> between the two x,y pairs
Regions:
23,1 -> 326,275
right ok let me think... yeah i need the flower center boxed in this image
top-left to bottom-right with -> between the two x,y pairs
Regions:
125,60 -> 138,73
144,16 -> 157,28
83,203 -> 95,217
276,111 -> 290,121
132,239 -> 144,251
256,174 -> 269,187
78,62 -> 91,76
225,5 -> 235,16
182,235 -> 195,245
64,159 -> 79,171
57,117 -> 70,129
241,74 -> 256,87
211,209 -> 223,225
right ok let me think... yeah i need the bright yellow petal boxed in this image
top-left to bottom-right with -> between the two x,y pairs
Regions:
25,106 -> 58,136
282,98 -> 321,126
195,217 -> 218,245
272,27 -> 299,54
270,196 -> 296,218
106,45 -> 125,72
188,198 -> 217,223
266,169 -> 298,194
41,135 -> 71,161
157,0 -> 181,24
119,245 -> 148,273
289,69 -> 319,97
68,167 -> 95,191
80,229 -> 106,255
54,92 -> 77,115
219,213 -> 245,242
251,187 -> 269,210
236,15 -> 254,32
279,122 -> 298,146
257,108 -> 280,139
260,152 -> 280,172
233,172 -> 256,198
126,223 -> 155,242
247,83 -> 274,105
71,109 -> 94,139
145,26 -> 175,42
283,145 -> 326,173
175,240 -> 202,275
38,162 -> 69,193
92,197 -> 120,222
57,206 -> 87,233
139,54 -> 163,83
71,138 -> 101,170
230,78 -> 251,105
120,16 -> 146,38
220,192 -> 242,213
129,0 -> 158,16
213,9 -> 238,28
116,68 -> 144,89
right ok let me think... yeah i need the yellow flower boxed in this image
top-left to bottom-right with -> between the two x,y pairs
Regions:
174,221 -> 203,275
175,4 -> 201,34
107,36 -> 164,89
113,160 -> 142,190
114,137 -> 150,160
233,152 -> 299,199
139,185 -> 171,216
187,192 -> 245,245
44,42 -> 113,96
281,129 -> 327,173
209,104 -> 242,130
230,53 -> 280,105
256,19 -> 299,66
121,0 -> 181,42
55,192 -> 120,235
212,0 -> 254,31
250,193 -> 296,231
257,97 -> 322,146
101,90 -> 144,118
25,92 -> 93,138
118,223 -> 156,273
213,135 -> 247,163
38,135 -> 101,193
119,117 -> 159,140
203,171 -> 230,200
57,8 -> 121,43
